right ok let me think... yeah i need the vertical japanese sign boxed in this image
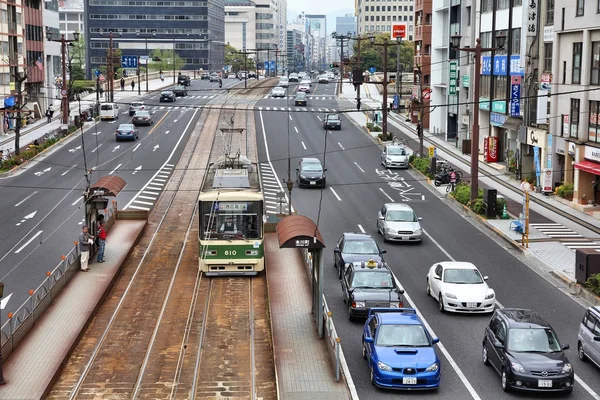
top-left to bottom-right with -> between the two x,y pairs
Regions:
533,146 -> 541,186
527,0 -> 538,37
547,134 -> 552,169
562,114 -> 569,136
449,62 -> 457,95
510,76 -> 521,117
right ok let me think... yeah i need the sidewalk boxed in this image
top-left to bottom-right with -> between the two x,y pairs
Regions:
265,234 -> 353,400
0,219 -> 146,400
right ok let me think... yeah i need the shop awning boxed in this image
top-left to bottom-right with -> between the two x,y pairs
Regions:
574,160 -> 600,175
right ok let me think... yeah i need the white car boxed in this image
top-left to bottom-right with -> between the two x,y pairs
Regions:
426,262 -> 495,313
271,86 -> 286,98
300,78 -> 312,87
297,84 -> 310,93
381,144 -> 409,169
278,77 -> 289,88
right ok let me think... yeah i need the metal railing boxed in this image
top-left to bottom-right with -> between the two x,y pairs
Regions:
0,205 -> 117,363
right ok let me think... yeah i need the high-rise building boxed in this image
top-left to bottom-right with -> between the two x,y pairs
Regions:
58,0 -> 84,36
224,1 -> 257,52
43,0 -> 61,113
356,0 -> 414,39
286,29 -> 303,71
335,13 -> 356,58
24,0 -> 45,111
305,14 -> 326,70
84,0 -> 225,78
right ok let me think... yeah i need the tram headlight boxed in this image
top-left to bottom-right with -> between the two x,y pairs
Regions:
246,250 -> 259,256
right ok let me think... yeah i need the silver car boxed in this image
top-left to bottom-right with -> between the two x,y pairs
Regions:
271,86 -> 286,98
376,203 -> 423,243
381,144 -> 409,168
578,306 -> 600,369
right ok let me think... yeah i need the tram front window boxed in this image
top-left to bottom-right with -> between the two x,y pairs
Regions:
201,201 -> 262,240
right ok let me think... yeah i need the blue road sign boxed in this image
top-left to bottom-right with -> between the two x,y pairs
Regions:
269,60 -> 275,71
121,55 -> 138,69
369,67 -> 376,74
94,69 -> 100,77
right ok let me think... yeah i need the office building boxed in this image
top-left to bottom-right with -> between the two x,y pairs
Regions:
335,13 -> 356,59
43,0 -> 61,113
356,0 -> 414,39
58,0 -> 84,35
24,0 -> 45,113
305,14 -> 326,70
224,1 -> 257,52
84,0 -> 225,77
286,29 -> 304,71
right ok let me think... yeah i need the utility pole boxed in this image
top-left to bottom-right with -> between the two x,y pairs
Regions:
109,32 -> 114,102
332,31 -> 352,95
137,55 -> 141,95
416,64 -> 424,156
46,31 -> 80,124
172,37 -> 176,83
395,36 -> 401,109
372,38 -> 390,141
352,35 -> 375,111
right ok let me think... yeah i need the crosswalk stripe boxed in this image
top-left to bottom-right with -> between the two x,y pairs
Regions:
134,200 -> 154,206
128,205 -> 150,211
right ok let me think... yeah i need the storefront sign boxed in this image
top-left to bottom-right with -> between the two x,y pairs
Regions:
562,115 -> 570,136
584,146 -> 600,162
527,127 -> 547,148
542,168 -> 553,192
555,136 -> 566,155
462,75 -> 469,87
485,137 -> 499,162
479,98 -> 490,110
543,26 -> 553,42
527,0 -> 539,37
493,55 -> 508,76
540,73 -> 552,90
568,142 -> 576,156
510,83 -> 520,117
490,112 -> 508,127
449,61 -> 457,95
547,134 -> 552,169
492,101 -> 506,114
481,56 -> 492,76
509,55 -> 525,76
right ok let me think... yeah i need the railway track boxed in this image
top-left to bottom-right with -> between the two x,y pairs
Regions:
47,81 -> 276,400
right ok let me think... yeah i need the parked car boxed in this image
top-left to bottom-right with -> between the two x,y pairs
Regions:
334,233 -> 386,279
297,84 -> 310,93
323,113 -> 341,130
160,91 -> 176,102
228,73 -> 237,79
341,260 -> 404,320
132,110 -> 153,126
294,91 -> 307,106
177,75 -> 191,86
129,101 -> 145,116
296,157 -> 325,188
115,123 -> 139,141
363,308 -> 441,390
482,308 -> 574,393
578,306 -> 600,368
377,203 -> 423,243
172,85 -> 188,96
381,144 -> 409,169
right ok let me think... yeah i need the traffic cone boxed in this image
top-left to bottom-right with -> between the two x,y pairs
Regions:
501,203 -> 509,219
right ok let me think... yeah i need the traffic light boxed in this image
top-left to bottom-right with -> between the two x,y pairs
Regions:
356,98 -> 361,111
329,63 -> 333,68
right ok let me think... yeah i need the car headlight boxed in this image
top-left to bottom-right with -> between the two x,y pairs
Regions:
377,361 -> 392,372
386,157 -> 392,162
511,361 -> 526,373
561,363 -> 572,374
354,301 -> 366,308
389,302 -> 400,308
445,293 -> 457,299
414,229 -> 422,235
386,228 -> 396,234
485,292 -> 495,300
425,362 -> 439,372
300,175 -> 307,179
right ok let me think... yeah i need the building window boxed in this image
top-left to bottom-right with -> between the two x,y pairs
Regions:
544,43 -> 553,72
480,32 -> 492,48
497,0 -> 509,9
376,16 -> 380,21
570,98 -> 580,138
546,0 -> 554,24
481,75 -> 491,98
511,28 -> 520,54
573,42 -> 582,84
590,101 -> 600,142
466,6 -> 471,25
482,0 -> 493,13
513,0 -> 521,5
376,6 -> 380,11
576,0 -> 584,16
591,41 -> 600,85
494,75 -> 507,99
392,5 -> 396,11
392,15 -> 396,21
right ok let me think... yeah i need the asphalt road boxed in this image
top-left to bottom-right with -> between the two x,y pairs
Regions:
255,81 -> 600,399
0,77 -> 240,321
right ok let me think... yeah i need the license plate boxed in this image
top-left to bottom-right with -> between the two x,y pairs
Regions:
403,377 -> 417,385
538,380 -> 552,388
467,302 -> 477,308
310,181 -> 316,185
402,236 -> 410,240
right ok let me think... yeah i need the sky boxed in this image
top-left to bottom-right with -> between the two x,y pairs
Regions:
287,0 -> 355,35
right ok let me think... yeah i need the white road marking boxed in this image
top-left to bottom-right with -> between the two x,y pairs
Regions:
14,230 -> 43,254
165,130 -> 170,135
357,224 -> 365,233
422,195 -> 426,200
263,183 -> 280,188
575,375 -> 600,400
329,187 -> 342,201
265,205 -> 277,209
71,197 -> 82,206
378,188 -> 395,202
128,205 -> 150,211
154,178 -> 167,182
353,162 -> 365,173
33,167 -> 51,176
138,195 -> 157,201
133,143 -> 141,152
91,144 -> 102,153
157,173 -> 170,178
109,163 -> 122,175
133,200 -> 154,206
317,116 -> 322,121
289,115 -> 292,121
143,190 -> 160,196
132,165 -> 142,175
148,182 -> 164,188
15,191 -> 38,207
337,142 -> 345,150
301,141 -> 307,150
166,163 -> 175,167
153,144 -> 160,152
294,126 -> 298,133
61,164 -> 77,176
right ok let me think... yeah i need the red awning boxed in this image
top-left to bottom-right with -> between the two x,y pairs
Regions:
574,160 -> 600,175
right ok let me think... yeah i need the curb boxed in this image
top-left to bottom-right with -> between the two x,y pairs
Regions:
549,271 -> 600,306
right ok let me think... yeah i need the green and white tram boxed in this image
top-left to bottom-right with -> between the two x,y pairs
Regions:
198,159 -> 265,276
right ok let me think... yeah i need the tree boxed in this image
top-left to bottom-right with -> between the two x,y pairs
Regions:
352,33 -> 414,72
5,60 -> 33,155
148,48 -> 186,72
223,44 -> 246,73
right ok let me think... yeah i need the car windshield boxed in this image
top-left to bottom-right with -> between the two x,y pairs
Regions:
386,210 -> 417,222
100,104 -> 113,110
118,124 -> 134,130
376,324 -> 430,347
443,268 -> 484,284
327,115 -> 340,121
343,240 -> 379,254
280,78 -> 288,81
131,102 -> 143,107
273,87 -> 284,92
507,328 -> 562,353
134,111 -> 149,117
174,86 -> 184,90
296,92 -> 306,99
351,271 -> 393,288
161,91 -> 172,95
302,162 -> 322,172
388,147 -> 406,155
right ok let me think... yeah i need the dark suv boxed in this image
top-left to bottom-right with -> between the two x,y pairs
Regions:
483,308 -> 574,393
177,75 -> 191,86
334,233 -> 386,279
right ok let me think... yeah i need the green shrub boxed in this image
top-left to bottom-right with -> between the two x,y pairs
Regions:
496,197 -> 507,215
410,157 -> 430,176
452,183 -> 471,205
470,198 -> 486,215
371,125 -> 382,132
585,273 -> 600,296
0,129 -> 73,172
556,183 -> 574,198
408,154 -> 416,164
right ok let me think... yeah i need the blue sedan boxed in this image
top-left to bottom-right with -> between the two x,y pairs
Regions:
115,124 -> 139,141
363,308 -> 441,390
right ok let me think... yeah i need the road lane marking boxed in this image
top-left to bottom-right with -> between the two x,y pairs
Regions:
379,188 -> 395,202
353,162 -> 365,173
132,143 -> 141,152
329,187 -> 342,201
166,163 -> 175,167
294,126 -> 298,133
575,375 -> 600,400
289,115 -> 292,121
337,142 -> 345,150
154,178 -> 167,182
357,224 -> 365,233
71,197 -> 82,206
129,205 -> 150,211
14,230 -> 43,254
143,190 -> 160,196
109,163 -> 122,175
133,200 -> 154,206
61,164 -> 77,176
138,195 -> 157,201
15,191 -> 38,207
91,144 -> 102,153
148,182 -> 164,187
301,141 -> 307,150
317,116 -> 322,121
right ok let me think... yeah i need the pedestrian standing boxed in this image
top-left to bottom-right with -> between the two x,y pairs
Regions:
45,107 -> 52,123
96,221 -> 107,263
131,79 -> 135,91
120,77 -> 125,91
79,225 -> 94,272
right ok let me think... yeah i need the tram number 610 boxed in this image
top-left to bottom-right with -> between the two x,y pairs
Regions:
224,250 -> 237,256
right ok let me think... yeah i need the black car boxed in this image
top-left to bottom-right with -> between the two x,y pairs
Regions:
334,233 -> 386,279
296,157 -> 326,188
323,113 -> 342,130
483,308 -> 574,393
178,75 -> 191,86
160,91 -> 176,102
172,85 -> 188,96
200,72 -> 210,80
341,260 -> 404,320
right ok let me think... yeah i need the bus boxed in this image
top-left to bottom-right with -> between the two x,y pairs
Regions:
198,157 -> 264,276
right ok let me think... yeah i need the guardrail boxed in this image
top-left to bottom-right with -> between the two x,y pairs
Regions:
0,204 -> 117,363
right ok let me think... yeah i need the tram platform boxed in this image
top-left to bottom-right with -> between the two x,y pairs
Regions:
0,219 -> 146,400
265,234 -> 354,400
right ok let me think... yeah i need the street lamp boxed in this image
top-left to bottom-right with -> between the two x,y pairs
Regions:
450,33 -> 506,201
46,30 -> 80,125
352,35 -> 375,111
372,37 -> 392,141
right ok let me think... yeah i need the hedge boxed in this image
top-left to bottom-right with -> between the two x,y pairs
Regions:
450,182 -> 507,219
410,156 -> 434,179
585,273 -> 600,296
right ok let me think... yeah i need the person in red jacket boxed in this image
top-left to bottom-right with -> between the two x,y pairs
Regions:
96,221 -> 107,263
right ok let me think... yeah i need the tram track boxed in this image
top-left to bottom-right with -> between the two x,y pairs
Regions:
47,81 -> 275,400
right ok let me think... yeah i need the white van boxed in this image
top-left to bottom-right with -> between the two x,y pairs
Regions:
100,103 -> 119,120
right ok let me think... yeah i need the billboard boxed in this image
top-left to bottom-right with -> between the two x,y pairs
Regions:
307,16 -> 326,38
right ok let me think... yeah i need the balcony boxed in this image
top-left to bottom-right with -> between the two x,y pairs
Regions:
415,24 -> 432,42
451,0 -> 460,6
434,0 -> 449,11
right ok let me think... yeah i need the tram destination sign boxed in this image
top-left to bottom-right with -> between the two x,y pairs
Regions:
214,202 -> 248,211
